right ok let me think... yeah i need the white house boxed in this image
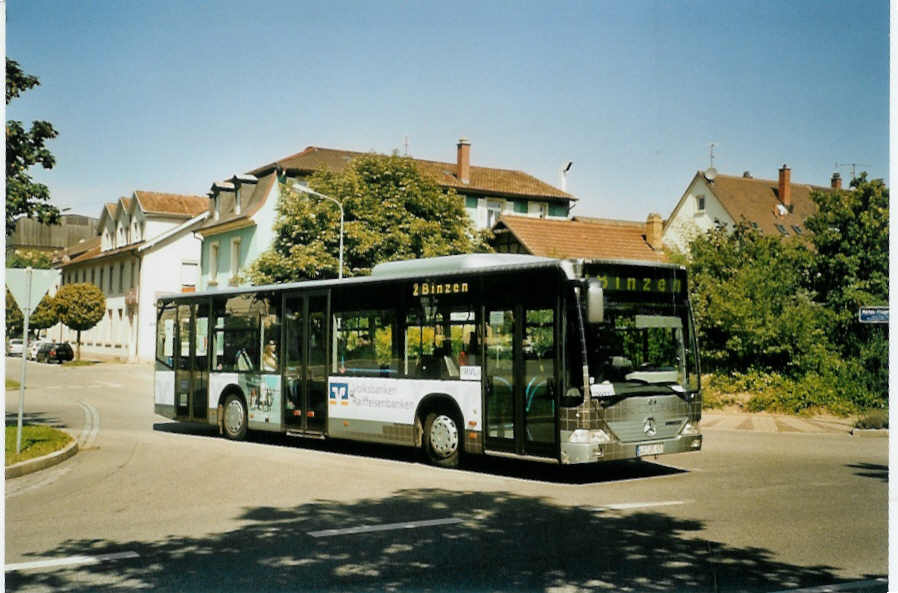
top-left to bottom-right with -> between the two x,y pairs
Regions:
662,165 -> 840,253
56,191 -> 209,362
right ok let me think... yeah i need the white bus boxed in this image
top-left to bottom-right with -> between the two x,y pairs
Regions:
154,254 -> 702,467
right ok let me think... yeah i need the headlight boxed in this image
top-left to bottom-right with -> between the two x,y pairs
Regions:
568,429 -> 612,444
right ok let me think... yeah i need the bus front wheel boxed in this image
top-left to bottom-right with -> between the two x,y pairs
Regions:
222,393 -> 247,441
423,411 -> 460,468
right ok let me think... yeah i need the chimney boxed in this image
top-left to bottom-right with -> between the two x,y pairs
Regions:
457,138 -> 471,184
831,172 -> 842,189
778,164 -> 791,208
646,213 -> 663,250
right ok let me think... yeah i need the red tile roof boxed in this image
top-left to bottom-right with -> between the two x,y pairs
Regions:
492,215 -> 666,262
133,191 -> 209,217
670,171 -> 835,238
252,146 -> 574,202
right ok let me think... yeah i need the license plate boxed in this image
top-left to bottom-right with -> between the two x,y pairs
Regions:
637,443 -> 664,456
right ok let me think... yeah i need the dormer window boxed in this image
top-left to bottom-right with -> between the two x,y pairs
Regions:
234,192 -> 241,215
213,196 -> 220,221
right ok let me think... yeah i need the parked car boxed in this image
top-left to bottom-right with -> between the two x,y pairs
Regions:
36,342 -> 74,364
7,339 -> 24,357
29,340 -> 52,360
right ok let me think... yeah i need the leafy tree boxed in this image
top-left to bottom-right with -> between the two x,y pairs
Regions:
687,222 -> 830,376
55,283 -> 105,360
29,294 -> 58,332
6,290 -> 23,338
6,58 -> 60,236
250,153 -> 490,283
805,174 -> 888,405
7,248 -> 54,269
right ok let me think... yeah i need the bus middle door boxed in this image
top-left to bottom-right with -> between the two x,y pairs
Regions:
284,293 -> 329,434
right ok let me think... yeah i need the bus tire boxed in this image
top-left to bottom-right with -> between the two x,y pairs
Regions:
222,393 -> 247,441
423,411 -> 461,468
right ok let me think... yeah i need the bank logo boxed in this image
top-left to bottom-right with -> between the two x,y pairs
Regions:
330,383 -> 349,406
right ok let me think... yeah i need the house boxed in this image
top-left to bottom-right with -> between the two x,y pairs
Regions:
197,138 -> 576,290
490,214 -> 667,262
56,191 -> 209,361
662,164 -> 840,253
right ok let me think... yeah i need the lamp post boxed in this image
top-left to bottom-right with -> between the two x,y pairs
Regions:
289,183 -> 344,279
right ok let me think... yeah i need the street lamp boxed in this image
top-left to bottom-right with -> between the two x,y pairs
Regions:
288,182 -> 344,279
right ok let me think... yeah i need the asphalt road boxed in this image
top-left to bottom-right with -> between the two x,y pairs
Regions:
4,359 -> 888,593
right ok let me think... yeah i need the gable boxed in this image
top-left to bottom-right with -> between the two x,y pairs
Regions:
492,215 -> 666,262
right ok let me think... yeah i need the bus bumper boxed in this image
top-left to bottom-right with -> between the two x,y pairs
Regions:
560,433 -> 702,464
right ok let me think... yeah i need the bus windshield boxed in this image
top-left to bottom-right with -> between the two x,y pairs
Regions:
584,302 -> 699,397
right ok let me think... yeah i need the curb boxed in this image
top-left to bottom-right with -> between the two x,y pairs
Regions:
849,428 -> 889,438
5,438 -> 79,480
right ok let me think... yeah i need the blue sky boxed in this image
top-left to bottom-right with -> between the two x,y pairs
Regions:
6,0 -> 889,221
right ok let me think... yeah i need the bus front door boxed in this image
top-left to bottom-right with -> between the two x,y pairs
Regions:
484,305 -> 557,458
284,293 -> 329,434
175,301 -> 209,422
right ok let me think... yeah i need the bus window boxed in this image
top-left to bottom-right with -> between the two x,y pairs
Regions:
405,306 -> 476,380
334,309 -> 398,376
156,300 -> 176,368
211,292 -> 280,372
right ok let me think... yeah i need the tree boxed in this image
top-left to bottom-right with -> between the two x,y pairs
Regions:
7,248 -> 54,269
6,290 -> 23,338
805,174 -> 889,405
686,222 -> 830,376
29,294 -> 58,332
54,283 -> 105,360
6,58 -> 60,236
249,153 -> 490,283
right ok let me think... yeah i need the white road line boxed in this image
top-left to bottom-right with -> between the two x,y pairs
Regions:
77,401 -> 100,449
594,500 -> 691,512
6,466 -> 72,498
770,578 -> 888,592
6,551 -> 140,572
308,517 -> 464,538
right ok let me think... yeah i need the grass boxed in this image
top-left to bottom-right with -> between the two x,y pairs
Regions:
6,378 -> 21,390
63,360 -> 99,367
5,425 -> 73,466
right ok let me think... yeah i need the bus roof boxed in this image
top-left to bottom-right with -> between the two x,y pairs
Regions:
158,254 -> 682,302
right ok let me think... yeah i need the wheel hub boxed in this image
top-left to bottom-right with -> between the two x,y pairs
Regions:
224,399 -> 244,435
430,415 -> 458,458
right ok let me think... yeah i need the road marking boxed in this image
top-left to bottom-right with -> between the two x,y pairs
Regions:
6,466 -> 72,498
308,517 -> 464,538
77,401 -> 100,449
6,551 -> 139,572
770,577 -> 888,592
594,500 -> 691,512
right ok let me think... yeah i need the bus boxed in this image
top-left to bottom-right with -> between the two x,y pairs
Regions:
154,254 -> 702,467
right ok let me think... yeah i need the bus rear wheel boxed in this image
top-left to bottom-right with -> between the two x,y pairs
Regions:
222,393 -> 247,441
423,411 -> 460,468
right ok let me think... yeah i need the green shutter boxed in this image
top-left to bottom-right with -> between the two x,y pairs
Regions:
514,200 -> 528,214
465,196 -> 478,209
549,202 -> 568,217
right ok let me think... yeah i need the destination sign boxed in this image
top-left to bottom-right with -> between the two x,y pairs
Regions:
592,273 -> 683,294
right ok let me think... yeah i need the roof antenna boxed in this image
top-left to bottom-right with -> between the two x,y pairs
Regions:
703,143 -> 718,182
836,161 -> 870,181
404,135 -> 409,157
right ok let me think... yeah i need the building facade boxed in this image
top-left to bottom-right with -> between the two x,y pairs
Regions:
56,191 -> 209,361
197,139 -> 576,291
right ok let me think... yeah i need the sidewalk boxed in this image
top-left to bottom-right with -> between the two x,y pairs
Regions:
702,411 -> 877,435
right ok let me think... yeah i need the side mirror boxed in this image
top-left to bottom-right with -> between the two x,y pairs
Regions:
586,279 -> 604,323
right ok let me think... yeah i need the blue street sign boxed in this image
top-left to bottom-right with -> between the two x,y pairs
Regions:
858,306 -> 888,324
